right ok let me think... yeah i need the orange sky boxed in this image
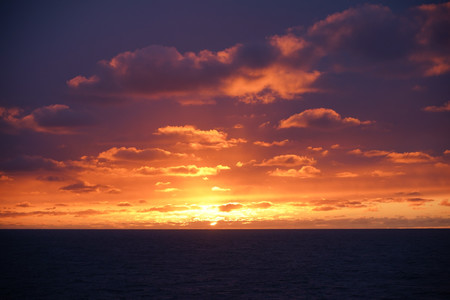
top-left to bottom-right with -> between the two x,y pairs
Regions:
1,1 -> 449,228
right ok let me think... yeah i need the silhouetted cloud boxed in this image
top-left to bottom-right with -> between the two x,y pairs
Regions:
0,104 -> 94,134
278,108 -> 371,129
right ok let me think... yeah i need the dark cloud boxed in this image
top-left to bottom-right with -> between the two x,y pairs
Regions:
0,155 -> 64,172
0,104 -> 94,134
36,175 -> 66,182
67,3 -> 450,106
59,181 -> 101,193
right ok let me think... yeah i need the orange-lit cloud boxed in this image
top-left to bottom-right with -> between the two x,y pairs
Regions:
268,166 -> 321,178
98,147 -> 187,161
156,125 -> 246,149
218,203 -> 244,212
253,139 -> 289,147
423,101 -> 450,112
351,149 -> 437,164
255,154 -> 316,167
278,108 -> 371,129
135,164 -> 230,177
68,42 -> 321,103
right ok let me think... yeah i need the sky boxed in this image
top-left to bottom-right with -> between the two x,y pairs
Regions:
0,0 -> 449,229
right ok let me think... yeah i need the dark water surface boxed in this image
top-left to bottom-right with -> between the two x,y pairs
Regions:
1,229 -> 449,299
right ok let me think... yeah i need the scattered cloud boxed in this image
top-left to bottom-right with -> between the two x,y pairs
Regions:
278,108 -> 371,129
156,125 -> 246,149
423,101 -> 450,112
336,172 -> 358,178
211,186 -> 230,192
117,202 -> 132,207
0,209 -> 107,218
371,170 -> 405,177
248,201 -> 273,209
16,202 -> 32,208
350,149 -> 437,164
253,139 -> 289,147
256,154 -> 316,167
0,172 -> 13,181
136,164 -> 230,177
98,147 -> 186,162
59,181 -> 101,193
142,205 -> 192,213
268,166 -> 321,178
218,203 -> 244,212
155,188 -> 179,193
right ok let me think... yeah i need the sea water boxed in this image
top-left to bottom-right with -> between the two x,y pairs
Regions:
1,229 -> 449,299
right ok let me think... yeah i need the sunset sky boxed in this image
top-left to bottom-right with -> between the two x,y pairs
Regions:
1,0 -> 449,229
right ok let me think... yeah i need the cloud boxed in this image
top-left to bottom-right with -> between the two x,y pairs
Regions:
0,209 -> 108,218
117,202 -> 132,207
155,181 -> 171,186
306,3 -> 450,77
66,2 -> 450,108
0,104 -> 94,134
0,172 -> 13,181
386,152 -> 435,164
440,200 -> 450,207
371,170 -> 405,177
410,3 -> 450,76
142,205 -> 192,213
59,181 -> 101,193
218,203 -> 244,212
16,202 -> 32,208
350,149 -> 437,164
278,108 -> 371,129
98,147 -> 186,161
406,197 -> 433,207
211,186 -> 230,192
136,164 -> 230,177
336,172 -> 359,178
36,175 -> 66,182
68,42 -> 321,103
156,125 -> 246,149
248,201 -> 273,209
253,139 -> 289,147
256,154 -> 316,167
155,188 -> 179,193
423,101 -> 450,112
0,155 -> 65,172
268,166 -> 321,178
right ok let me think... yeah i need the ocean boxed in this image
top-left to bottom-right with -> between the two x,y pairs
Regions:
1,229 -> 449,299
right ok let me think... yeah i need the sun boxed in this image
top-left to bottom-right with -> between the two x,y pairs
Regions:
210,221 -> 217,226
